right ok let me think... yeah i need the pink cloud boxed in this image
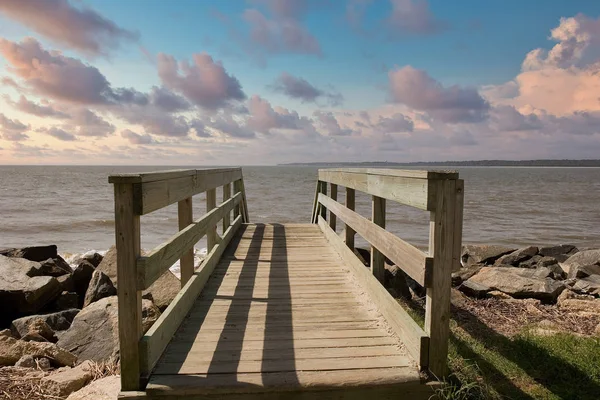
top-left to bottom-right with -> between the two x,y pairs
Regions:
387,0 -> 447,35
38,126 -> 77,141
121,129 -> 154,145
246,95 -> 307,133
4,95 -> 70,119
270,72 -> 343,106
0,0 -> 138,55
157,53 -> 246,110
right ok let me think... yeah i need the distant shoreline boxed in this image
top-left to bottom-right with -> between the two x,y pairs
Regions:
278,159 -> 600,167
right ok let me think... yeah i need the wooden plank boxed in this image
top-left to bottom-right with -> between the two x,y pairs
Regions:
109,168 -> 241,184
318,181 -> 327,221
318,194 -> 431,287
345,187 -> 355,249
318,170 -> 433,210
137,193 -> 241,289
113,183 -> 142,391
147,367 -> 422,395
196,297 -> 363,306
178,321 -> 382,335
178,197 -> 194,286
137,169 -> 243,215
311,180 -> 320,223
239,176 -> 250,223
452,179 -> 464,272
320,168 -> 458,180
329,183 -> 337,231
233,180 -> 241,220
187,310 -> 374,323
222,183 -> 231,232
318,216 -> 429,367
139,216 -> 242,376
425,179 -> 456,378
371,196 -> 385,283
153,354 -> 411,375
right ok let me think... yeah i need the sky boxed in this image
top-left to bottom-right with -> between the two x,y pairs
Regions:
0,0 -> 600,165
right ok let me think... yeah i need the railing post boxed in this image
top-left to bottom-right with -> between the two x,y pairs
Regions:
345,187 -> 355,249
233,180 -> 241,220
223,183 -> 231,231
240,177 -> 250,223
114,182 -> 142,391
371,196 -> 386,283
329,183 -> 337,231
425,179 -> 457,378
319,181 -> 327,221
206,188 -> 217,251
178,197 -> 194,286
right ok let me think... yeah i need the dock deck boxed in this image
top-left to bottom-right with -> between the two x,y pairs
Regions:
145,223 -> 425,398
110,168 -> 463,399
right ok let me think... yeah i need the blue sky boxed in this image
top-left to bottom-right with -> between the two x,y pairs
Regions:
0,0 -> 599,164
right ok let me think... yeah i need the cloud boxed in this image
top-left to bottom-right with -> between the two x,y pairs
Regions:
121,129 -> 154,145
270,72 -> 344,106
388,66 -> 489,123
69,109 -> 115,137
149,86 -> 191,112
4,95 -> 70,119
157,53 -> 246,110
1,131 -> 28,141
208,114 -> 256,139
373,113 -> 414,132
242,0 -> 321,56
115,104 -> 193,137
387,0 -> 447,35
489,105 -> 543,132
246,95 -> 308,133
0,0 -> 138,55
0,113 -> 28,132
313,111 -> 357,136
39,126 -> 77,141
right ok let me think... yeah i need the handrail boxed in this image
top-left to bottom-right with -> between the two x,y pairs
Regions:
313,167 -> 464,378
109,168 -> 249,391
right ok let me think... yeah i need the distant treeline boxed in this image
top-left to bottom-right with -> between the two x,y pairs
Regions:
280,160 -> 600,167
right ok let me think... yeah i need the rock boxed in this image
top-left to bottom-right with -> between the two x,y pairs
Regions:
487,290 -> 513,299
42,360 -> 94,396
353,248 -> 370,267
0,334 -> 76,366
569,275 -> 600,296
66,375 -> 120,400
27,256 -> 73,277
0,245 -> 58,262
452,264 -> 483,286
561,249 -> 600,275
142,299 -> 161,332
15,354 -> 37,368
83,270 -> 116,307
11,309 -> 80,338
57,274 -> 75,292
545,263 -> 567,280
57,296 -> 160,362
461,245 -> 516,267
458,280 -> 490,298
38,357 -> 52,370
0,255 -> 62,325
558,297 -> 600,314
567,263 -> 600,280
71,252 -> 103,269
539,244 -> 578,258
98,246 -> 180,310
54,291 -> 79,311
26,318 -> 57,342
465,267 -> 564,302
383,264 -> 411,299
72,260 -> 95,304
518,255 -> 542,268
495,246 -> 539,266
0,329 -> 13,338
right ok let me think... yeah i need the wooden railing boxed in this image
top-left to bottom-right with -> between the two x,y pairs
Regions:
312,168 -> 464,378
109,168 -> 249,391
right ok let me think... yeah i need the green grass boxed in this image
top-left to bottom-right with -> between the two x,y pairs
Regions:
400,301 -> 600,399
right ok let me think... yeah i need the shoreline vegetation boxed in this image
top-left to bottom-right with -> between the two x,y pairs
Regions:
279,159 -> 600,167
1,241 -> 599,399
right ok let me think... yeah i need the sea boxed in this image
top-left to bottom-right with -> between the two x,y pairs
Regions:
1,166 -> 599,275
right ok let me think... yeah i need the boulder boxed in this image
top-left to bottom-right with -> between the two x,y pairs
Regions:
561,249 -> 600,275
0,334 -> 76,366
558,297 -> 600,314
539,244 -> 578,258
461,245 -> 516,267
465,267 -> 564,302
71,252 -> 104,269
142,300 -> 161,333
25,318 -> 56,342
452,264 -> 483,286
15,354 -> 37,368
98,246 -> 180,310
83,270 -> 116,307
54,291 -> 79,311
42,360 -> 94,396
57,296 -> 160,362
66,375 -> 120,400
0,255 -> 62,325
567,263 -> 600,280
568,275 -> 600,296
458,280 -> 490,298
0,245 -> 58,262
383,264 -> 411,299
518,255 -> 559,269
72,260 -> 95,304
11,309 -> 80,338
57,274 -> 75,292
27,256 -> 73,277
495,246 -> 539,266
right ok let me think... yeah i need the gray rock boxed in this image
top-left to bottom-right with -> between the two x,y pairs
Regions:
383,264 -> 411,299
53,292 -> 79,311
27,256 -> 73,277
568,275 -> 600,296
25,318 -> 57,342
82,270 -> 116,308
561,249 -> 600,276
71,252 -> 104,269
452,264 -> 483,286
57,296 -> 160,362
57,274 -> 74,292
539,244 -> 578,258
495,246 -> 539,266
567,263 -> 600,280
11,309 -> 80,338
15,354 -> 37,368
459,280 -> 490,298
42,360 -> 94,396
0,245 -> 58,262
0,334 -> 76,367
66,375 -> 120,400
518,255 -> 543,268
465,266 -> 564,302
98,246 -> 180,310
461,245 -> 516,267
72,260 -> 95,303
0,255 -> 62,324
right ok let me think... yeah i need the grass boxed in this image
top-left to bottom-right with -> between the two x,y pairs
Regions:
398,294 -> 600,400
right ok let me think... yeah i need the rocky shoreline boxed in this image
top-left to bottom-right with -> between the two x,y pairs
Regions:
0,242 -> 599,398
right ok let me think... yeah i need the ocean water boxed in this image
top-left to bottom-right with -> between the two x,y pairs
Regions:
1,166 -> 599,265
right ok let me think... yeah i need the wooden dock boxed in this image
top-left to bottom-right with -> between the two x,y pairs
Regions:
109,168 -> 463,399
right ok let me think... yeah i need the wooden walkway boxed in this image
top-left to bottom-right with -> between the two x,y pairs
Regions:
145,223 -> 427,398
